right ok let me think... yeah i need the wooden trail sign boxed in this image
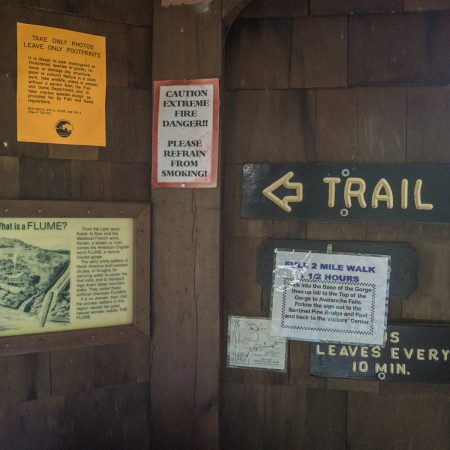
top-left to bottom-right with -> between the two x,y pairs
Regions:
241,164 -> 450,223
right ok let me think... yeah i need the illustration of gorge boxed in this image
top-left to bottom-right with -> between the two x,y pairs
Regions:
0,237 -> 70,333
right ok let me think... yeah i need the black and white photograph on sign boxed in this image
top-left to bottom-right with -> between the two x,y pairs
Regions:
0,233 -> 70,334
271,249 -> 390,346
227,316 -> 287,371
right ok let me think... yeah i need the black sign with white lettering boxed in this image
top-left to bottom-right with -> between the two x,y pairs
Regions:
241,164 -> 450,223
310,325 -> 450,383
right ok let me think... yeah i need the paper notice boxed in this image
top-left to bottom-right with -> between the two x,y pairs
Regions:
17,23 -> 106,146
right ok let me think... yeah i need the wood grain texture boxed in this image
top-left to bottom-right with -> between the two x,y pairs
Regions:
0,74 -> 17,157
222,383 -> 265,450
149,206 -> 197,449
347,392 -> 450,449
223,237 -> 265,315
223,0 -> 253,25
0,395 -> 67,450
153,0 -> 221,80
357,87 -> 407,163
316,89 -> 358,161
110,162 -> 151,202
0,157 -> 20,199
0,1 -> 152,449
50,347 -> 96,396
290,17 -> 348,88
71,160 -> 112,201
407,86 -> 450,163
306,388 -> 347,450
240,0 -> 308,17
226,18 -> 292,89
404,0 -> 450,10
128,25 -> 152,89
310,0 -> 402,15
65,383 -> 150,449
0,353 -> 50,404
349,14 -> 428,85
94,341 -> 150,387
102,87 -> 151,163
192,208 -> 220,450
20,158 -> 72,200
223,90 -> 316,164
263,385 -> 307,450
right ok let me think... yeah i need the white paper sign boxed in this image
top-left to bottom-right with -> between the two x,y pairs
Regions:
152,79 -> 219,188
271,250 -> 390,346
227,316 -> 287,371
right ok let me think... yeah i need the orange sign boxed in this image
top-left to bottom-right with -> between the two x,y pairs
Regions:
17,23 -> 106,146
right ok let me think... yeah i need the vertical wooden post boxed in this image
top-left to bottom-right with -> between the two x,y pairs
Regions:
151,1 -> 222,449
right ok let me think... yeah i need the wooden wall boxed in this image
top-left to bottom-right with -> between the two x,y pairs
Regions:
222,0 -> 450,449
0,1 -> 152,448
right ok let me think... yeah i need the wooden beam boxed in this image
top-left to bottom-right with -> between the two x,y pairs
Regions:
151,1 -> 222,448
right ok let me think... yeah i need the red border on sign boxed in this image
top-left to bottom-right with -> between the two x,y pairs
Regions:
151,78 -> 219,188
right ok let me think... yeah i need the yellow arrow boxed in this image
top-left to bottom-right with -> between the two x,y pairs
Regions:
262,171 -> 303,213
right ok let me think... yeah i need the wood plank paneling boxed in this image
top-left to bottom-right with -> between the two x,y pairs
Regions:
71,160 -> 112,201
0,2 -> 153,448
222,383 -> 265,450
428,12 -> 450,83
110,162 -> 150,202
94,341 -> 150,387
128,25 -> 152,89
357,87 -> 406,163
222,4 -> 450,450
306,388 -> 347,450
65,383 -> 150,449
89,0 -> 152,26
0,396 -> 67,450
0,156 -> 20,198
0,353 -> 50,404
0,74 -> 17,157
290,17 -> 348,88
20,158 -> 72,200
347,392 -> 450,449
102,87 -> 151,162
349,14 -> 428,85
310,0 -> 402,15
263,385 -> 307,450
316,89 -> 358,161
226,18 -> 292,89
50,348 -> 96,396
224,90 -> 316,164
404,0 -> 450,11
407,86 -> 450,163
223,237 -> 265,315
240,0 -> 308,17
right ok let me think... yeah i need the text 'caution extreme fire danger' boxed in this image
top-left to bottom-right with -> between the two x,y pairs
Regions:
152,79 -> 219,188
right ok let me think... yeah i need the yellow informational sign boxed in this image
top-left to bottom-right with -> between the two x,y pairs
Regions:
17,23 -> 106,146
0,218 -> 133,337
